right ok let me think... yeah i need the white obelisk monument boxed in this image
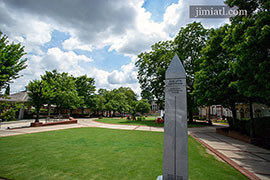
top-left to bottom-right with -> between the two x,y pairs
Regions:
157,54 -> 188,180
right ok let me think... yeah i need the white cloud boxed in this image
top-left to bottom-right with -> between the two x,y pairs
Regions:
107,62 -> 138,85
62,37 -> 93,52
107,0 -> 169,56
0,1 -> 53,55
10,48 -> 93,92
42,48 -> 93,72
2,0 -> 229,95
1,0 -> 229,57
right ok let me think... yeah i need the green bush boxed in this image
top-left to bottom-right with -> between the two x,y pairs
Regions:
1,108 -> 16,121
0,103 -> 23,121
194,116 -> 206,120
254,117 -> 270,138
234,119 -> 250,136
213,119 -> 228,123
137,116 -> 146,121
227,117 -> 233,128
40,109 -> 48,114
233,117 -> 270,138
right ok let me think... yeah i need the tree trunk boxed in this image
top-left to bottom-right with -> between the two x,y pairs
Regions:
46,104 -> 51,123
208,106 -> 212,125
188,110 -> 193,123
47,104 -> 51,117
249,98 -> 255,137
70,109 -> 73,116
187,94 -> 194,123
230,102 -> 237,129
81,108 -> 85,115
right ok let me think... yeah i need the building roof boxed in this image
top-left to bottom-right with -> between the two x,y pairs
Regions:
0,91 -> 30,103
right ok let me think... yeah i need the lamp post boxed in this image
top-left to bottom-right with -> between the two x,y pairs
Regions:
35,82 -> 43,123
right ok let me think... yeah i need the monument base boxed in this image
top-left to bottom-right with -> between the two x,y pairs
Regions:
30,122 -> 43,127
156,175 -> 190,180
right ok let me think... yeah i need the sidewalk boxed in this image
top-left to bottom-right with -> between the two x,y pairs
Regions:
189,127 -> 270,180
0,118 -> 163,137
0,118 -> 269,180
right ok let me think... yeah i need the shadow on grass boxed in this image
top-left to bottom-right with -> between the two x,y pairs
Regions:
97,118 -> 212,128
118,120 -> 164,127
188,121 -> 212,128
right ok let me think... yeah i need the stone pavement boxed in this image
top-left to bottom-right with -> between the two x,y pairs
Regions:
189,127 -> 270,180
0,118 -> 269,180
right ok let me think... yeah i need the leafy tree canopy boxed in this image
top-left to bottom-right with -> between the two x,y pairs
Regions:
224,0 -> 270,104
0,31 -> 27,92
136,99 -> 151,115
136,22 -> 209,121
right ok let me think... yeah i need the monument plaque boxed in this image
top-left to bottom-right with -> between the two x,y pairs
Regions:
157,54 -> 188,180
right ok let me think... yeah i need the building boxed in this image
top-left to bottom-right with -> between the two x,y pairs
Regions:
0,90 -> 30,119
151,100 -> 159,112
199,103 -> 270,120
235,103 -> 270,119
199,105 -> 232,119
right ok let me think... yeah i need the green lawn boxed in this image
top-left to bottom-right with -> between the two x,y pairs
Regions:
0,128 -> 247,180
96,117 -> 209,128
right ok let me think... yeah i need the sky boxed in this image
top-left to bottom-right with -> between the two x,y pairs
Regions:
0,0 -> 229,95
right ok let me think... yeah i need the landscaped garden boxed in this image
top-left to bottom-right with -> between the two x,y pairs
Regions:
95,117 -> 210,128
0,128 -> 247,180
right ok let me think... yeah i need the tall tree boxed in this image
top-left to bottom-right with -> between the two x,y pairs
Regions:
117,87 -> 137,115
28,71 -> 83,115
0,31 -> 27,92
224,0 -> 270,136
28,80 -> 44,115
53,72 -> 83,113
40,70 -> 58,117
136,99 -> 151,116
98,88 -> 109,116
193,25 -> 244,127
27,80 -> 43,109
136,22 -> 209,122
136,40 -> 175,108
174,22 -> 209,122
74,75 -> 95,115
91,94 -> 106,116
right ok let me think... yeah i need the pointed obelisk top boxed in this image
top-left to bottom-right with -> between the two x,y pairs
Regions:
166,54 -> 186,79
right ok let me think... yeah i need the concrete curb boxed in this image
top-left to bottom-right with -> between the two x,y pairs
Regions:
190,133 -> 261,180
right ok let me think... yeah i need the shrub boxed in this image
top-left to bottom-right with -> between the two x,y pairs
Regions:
194,116 -> 206,120
1,108 -> 17,121
254,117 -> 270,138
234,119 -> 250,136
137,116 -> 146,121
0,103 -> 23,121
233,117 -> 270,138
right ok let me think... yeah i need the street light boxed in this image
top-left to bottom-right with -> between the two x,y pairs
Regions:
35,82 -> 43,123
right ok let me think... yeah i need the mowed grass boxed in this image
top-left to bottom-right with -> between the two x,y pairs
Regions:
96,117 -> 209,128
0,128 -> 247,180
96,117 -> 164,127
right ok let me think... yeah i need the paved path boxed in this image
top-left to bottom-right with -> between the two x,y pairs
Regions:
189,127 -> 270,180
0,118 -> 269,180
